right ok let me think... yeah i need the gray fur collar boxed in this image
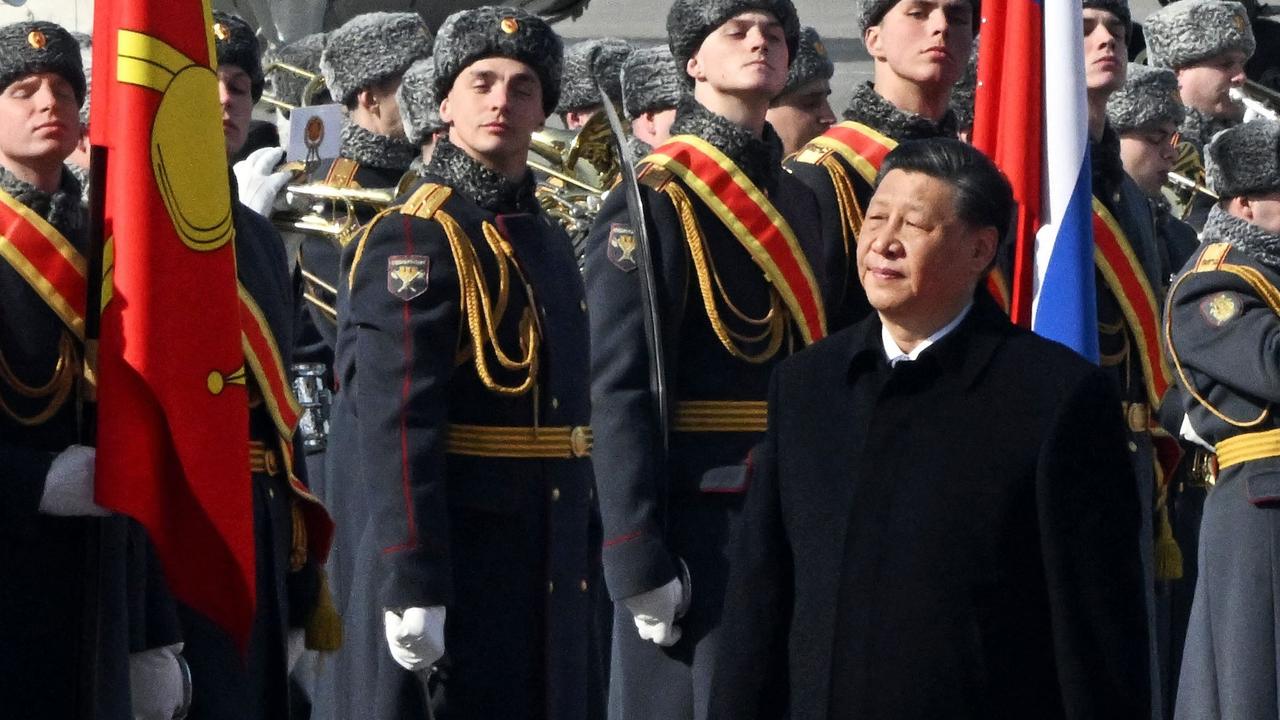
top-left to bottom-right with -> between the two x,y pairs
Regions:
842,82 -> 958,141
422,137 -> 540,214
1201,204 -> 1280,272
408,155 -> 429,179
0,164 -> 83,237
629,138 -> 653,166
1178,107 -> 1235,151
668,96 -> 784,192
67,162 -> 89,205
341,122 -> 418,173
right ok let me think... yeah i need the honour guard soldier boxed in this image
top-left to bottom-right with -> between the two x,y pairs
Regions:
1082,2 -> 1182,716
1164,118 -> 1280,720
583,0 -> 828,715
620,45 -> 683,165
558,37 -> 634,130
316,7 -> 602,719
787,0 -> 977,330
766,27 -> 836,156
1106,61 -> 1204,712
176,13 -> 337,720
0,20 -> 190,720
286,11 -> 432,495
1145,0 -> 1256,228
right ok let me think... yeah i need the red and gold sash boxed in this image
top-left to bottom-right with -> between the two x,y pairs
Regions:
1092,198 -> 1172,407
644,135 -> 828,344
237,284 -> 332,558
806,121 -> 898,186
0,187 -> 87,338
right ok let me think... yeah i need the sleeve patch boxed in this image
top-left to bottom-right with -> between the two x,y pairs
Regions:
388,255 -> 430,301
1199,291 -> 1240,327
607,223 -> 638,273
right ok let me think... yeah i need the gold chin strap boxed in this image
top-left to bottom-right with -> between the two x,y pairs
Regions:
0,330 -> 78,426
662,182 -> 787,364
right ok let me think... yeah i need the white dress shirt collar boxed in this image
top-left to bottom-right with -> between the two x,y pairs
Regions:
881,301 -> 974,367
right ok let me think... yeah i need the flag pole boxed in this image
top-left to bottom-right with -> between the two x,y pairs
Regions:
77,142 -> 109,720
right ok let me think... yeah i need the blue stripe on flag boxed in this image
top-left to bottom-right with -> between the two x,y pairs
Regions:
1032,147 -> 1098,363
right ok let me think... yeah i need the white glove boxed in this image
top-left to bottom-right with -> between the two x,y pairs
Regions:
232,147 -> 291,217
40,445 -> 110,517
384,606 -> 446,671
623,576 -> 686,647
129,643 -> 187,720
1180,414 -> 1215,453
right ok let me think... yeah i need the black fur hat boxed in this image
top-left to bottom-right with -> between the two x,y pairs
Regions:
321,12 -> 433,107
1206,119 -> 1280,198
622,45 -> 683,119
557,38 -> 633,113
1081,0 -> 1131,27
666,0 -> 800,86
780,26 -> 833,97
0,21 -> 85,106
264,32 -> 329,111
212,11 -> 264,102
433,6 -> 563,116
856,0 -> 983,34
397,58 -> 446,146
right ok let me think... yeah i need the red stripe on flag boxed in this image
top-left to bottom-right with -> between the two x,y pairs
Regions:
973,0 -> 1043,327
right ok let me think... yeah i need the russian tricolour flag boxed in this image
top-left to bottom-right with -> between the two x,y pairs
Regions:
973,0 -> 1099,362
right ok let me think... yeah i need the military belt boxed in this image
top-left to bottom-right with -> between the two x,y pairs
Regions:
250,440 -> 282,476
445,423 -> 592,459
672,400 -> 768,433
1216,428 -> 1280,470
1122,402 -> 1151,433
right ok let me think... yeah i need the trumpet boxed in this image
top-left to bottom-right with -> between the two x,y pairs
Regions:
272,183 -> 397,244
260,60 -> 328,113
1230,80 -> 1280,122
1166,171 -> 1218,201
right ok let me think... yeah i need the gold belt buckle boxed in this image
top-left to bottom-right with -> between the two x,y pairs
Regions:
569,426 -> 591,458
1124,402 -> 1150,433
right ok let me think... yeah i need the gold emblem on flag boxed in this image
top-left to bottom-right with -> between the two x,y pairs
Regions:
27,30 -> 46,50
500,17 -> 520,34
115,29 -> 235,253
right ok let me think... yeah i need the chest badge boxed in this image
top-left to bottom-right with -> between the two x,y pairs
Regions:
1200,291 -> 1239,327
388,255 -> 430,301
607,223 -> 637,272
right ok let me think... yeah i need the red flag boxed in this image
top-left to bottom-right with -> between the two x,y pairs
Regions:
972,0 -> 1042,326
90,0 -> 256,645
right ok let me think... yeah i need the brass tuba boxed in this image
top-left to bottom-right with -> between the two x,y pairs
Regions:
528,110 -> 625,267
272,179 -> 397,246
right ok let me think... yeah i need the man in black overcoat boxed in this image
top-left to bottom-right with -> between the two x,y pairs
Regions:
707,139 -> 1151,720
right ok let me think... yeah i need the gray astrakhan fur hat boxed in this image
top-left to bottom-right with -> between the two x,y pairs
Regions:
0,21 -> 85,106
212,11 -> 264,102
779,27 -> 834,97
557,37 -> 633,113
433,6 -> 563,116
264,32 -> 328,110
397,58 -> 446,146
1205,119 -> 1280,198
666,0 -> 800,85
856,0 -> 982,34
1106,64 -> 1186,133
622,45 -> 683,119
321,12 -> 433,107
1144,0 -> 1255,70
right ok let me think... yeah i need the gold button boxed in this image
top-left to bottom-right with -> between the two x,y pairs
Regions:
547,581 -> 555,594
27,30 -> 46,49
579,579 -> 588,592
552,487 -> 561,501
551,397 -> 559,410
579,299 -> 587,313
500,16 -> 520,34
1128,441 -> 1138,452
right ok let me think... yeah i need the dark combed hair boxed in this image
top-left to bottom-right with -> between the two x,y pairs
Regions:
876,138 -> 1014,244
